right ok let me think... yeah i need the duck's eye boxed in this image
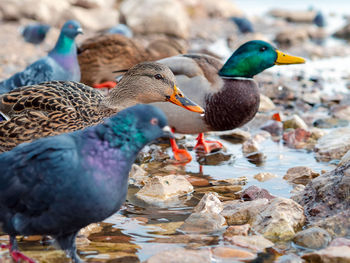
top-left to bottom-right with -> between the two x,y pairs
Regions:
154,74 -> 163,80
150,118 -> 158,125
260,46 -> 267,52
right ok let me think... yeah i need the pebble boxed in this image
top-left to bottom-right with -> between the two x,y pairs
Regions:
211,247 -> 256,259
293,227 -> 331,249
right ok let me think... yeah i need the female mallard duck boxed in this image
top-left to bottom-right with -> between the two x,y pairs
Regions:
78,34 -> 186,88
152,40 -> 305,160
0,62 -> 203,152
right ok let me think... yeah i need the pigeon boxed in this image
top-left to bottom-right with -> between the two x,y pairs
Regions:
20,23 -> 51,45
106,24 -> 133,38
0,104 -> 172,263
314,11 -> 326,27
0,20 -> 83,94
231,17 -> 254,34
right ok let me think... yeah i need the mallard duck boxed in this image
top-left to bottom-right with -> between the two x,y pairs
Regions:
0,104 -> 171,263
152,40 -> 305,160
0,20 -> 83,94
77,34 -> 186,88
0,62 -> 203,152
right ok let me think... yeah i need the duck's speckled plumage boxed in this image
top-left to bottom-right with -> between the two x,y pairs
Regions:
0,62 -> 198,152
78,34 -> 186,86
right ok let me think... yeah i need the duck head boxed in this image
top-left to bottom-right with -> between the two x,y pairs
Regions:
218,40 -> 305,78
111,62 -> 204,113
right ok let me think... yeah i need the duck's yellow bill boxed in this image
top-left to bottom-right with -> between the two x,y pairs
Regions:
275,50 -> 306,65
167,85 -> 205,114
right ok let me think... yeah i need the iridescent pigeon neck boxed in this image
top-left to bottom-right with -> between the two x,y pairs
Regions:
50,34 -> 76,55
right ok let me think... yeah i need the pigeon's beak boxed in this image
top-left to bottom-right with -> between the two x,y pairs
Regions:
162,126 -> 174,138
166,85 -> 204,114
77,28 -> 84,35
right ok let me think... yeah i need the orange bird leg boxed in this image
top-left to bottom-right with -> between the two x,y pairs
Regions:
1,237 -> 36,263
93,81 -> 117,89
169,128 -> 192,163
194,133 -> 223,154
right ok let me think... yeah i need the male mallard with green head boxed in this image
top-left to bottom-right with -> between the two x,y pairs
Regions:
152,40 -> 305,161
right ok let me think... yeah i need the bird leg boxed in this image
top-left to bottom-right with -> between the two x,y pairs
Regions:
169,128 -> 192,163
55,232 -> 82,263
1,236 -> 36,263
194,133 -> 223,153
92,81 -> 117,89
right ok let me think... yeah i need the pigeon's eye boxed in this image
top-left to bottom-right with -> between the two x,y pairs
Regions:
260,46 -> 267,52
68,24 -> 74,29
150,118 -> 158,125
154,74 -> 163,80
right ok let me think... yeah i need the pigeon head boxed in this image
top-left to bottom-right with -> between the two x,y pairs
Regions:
61,20 -> 83,39
97,104 -> 172,152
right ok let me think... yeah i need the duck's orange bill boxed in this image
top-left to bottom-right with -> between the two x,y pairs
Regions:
167,85 -> 204,114
275,50 -> 306,65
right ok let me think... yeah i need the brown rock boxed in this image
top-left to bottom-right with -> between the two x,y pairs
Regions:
293,227 -> 331,249
241,185 -> 276,201
211,247 -> 256,259
223,224 -> 250,238
145,247 -> 211,263
184,175 -> 210,187
179,212 -> 227,233
225,235 -> 274,252
254,172 -> 277,182
283,128 -> 313,149
283,166 -> 319,185
330,237 -> 350,247
302,246 -> 350,262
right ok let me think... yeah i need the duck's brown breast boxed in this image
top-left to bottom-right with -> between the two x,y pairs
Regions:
204,78 -> 260,131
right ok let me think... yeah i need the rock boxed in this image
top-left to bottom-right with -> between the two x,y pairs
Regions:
59,6 -> 119,31
292,163 -> 350,237
145,247 -> 211,263
259,94 -> 276,112
210,177 -> 247,186
199,0 -> 243,18
252,131 -> 271,143
290,184 -> 305,194
120,0 -> 190,38
0,0 -> 70,23
253,198 -> 305,241
254,172 -> 277,182
302,246 -> 350,262
313,118 -> 349,129
195,185 -> 242,195
275,28 -> 310,47
276,254 -> 303,263
293,227 -> 331,249
330,237 -> 350,247
283,115 -> 308,130
224,235 -> 274,252
334,22 -> 350,39
136,174 -> 193,205
283,128 -> 313,149
221,199 -> 269,225
179,212 -> 227,233
218,129 -> 251,143
314,127 -> 350,162
261,120 -> 283,137
269,9 -> 316,23
197,152 -> 234,165
302,91 -> 322,105
338,149 -> 350,166
179,192 -> 226,233
129,164 -> 149,187
331,105 -> 350,121
241,185 -> 276,201
283,166 -> 319,185
242,138 -> 260,155
211,247 -> 256,260
71,0 -> 113,9
184,175 -> 210,187
223,224 -> 250,238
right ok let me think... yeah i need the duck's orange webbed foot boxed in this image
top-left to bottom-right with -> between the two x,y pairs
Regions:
169,130 -> 192,163
93,81 -> 117,89
194,133 -> 223,153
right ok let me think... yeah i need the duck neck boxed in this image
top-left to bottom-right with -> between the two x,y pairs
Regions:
204,78 -> 260,131
103,85 -> 139,112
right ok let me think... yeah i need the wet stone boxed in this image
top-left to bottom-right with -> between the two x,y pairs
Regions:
302,245 -> 350,263
241,185 -> 276,201
283,166 -> 319,185
211,247 -> 256,260
276,254 -> 303,263
293,227 -> 331,249
210,177 -> 247,186
283,115 -> 308,130
330,237 -> 350,247
135,174 -> 193,205
218,129 -> 251,143
313,118 -> 349,129
259,94 -> 276,112
283,128 -> 313,149
261,120 -> 283,137
223,224 -> 251,238
224,235 -> 274,252
184,175 -> 210,187
129,164 -> 149,187
195,185 -> 242,195
197,151 -> 234,165
145,247 -> 211,263
254,172 -> 277,182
